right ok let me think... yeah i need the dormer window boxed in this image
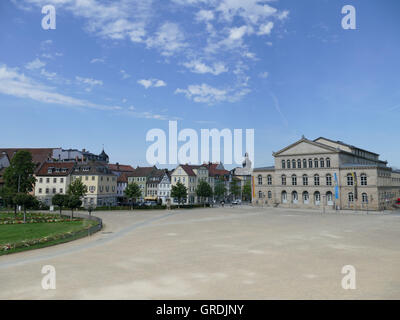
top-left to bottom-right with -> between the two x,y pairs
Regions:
47,168 -> 53,174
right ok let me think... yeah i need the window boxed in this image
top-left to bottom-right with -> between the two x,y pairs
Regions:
303,175 -> 308,186
292,175 -> 297,186
314,158 -> 319,168
60,178 -> 64,183
320,158 -> 324,168
46,178 -> 50,183
282,160 -> 286,169
361,174 -> 367,186
292,159 -> 296,169
39,178 -> 43,183
59,188 -> 63,193
258,191 -> 263,199
268,191 -> 272,199
297,159 -> 301,168
267,175 -> 272,185
39,188 -> 42,194
326,174 -> 332,186
326,192 -> 333,204
282,191 -> 287,203
362,193 -> 368,203
347,174 -> 354,186
303,191 -> 309,203
326,158 -> 331,168
314,191 -> 321,204
287,160 -> 291,169
258,175 -> 263,185
52,188 -> 56,194
308,159 -> 313,168
292,191 -> 298,202
46,188 -> 49,194
282,175 -> 286,185
348,192 -> 354,202
303,159 -> 307,168
314,174 -> 320,186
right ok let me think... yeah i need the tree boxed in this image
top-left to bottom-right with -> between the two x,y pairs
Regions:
242,181 -> 252,201
3,150 -> 36,217
65,195 -> 82,219
124,182 -> 142,210
230,177 -> 241,200
13,193 -> 36,223
52,194 -> 68,217
67,178 -> 88,198
214,177 -> 227,201
196,180 -> 213,207
171,182 -> 187,208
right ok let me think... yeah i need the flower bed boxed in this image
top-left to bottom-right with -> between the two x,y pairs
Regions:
0,218 -> 82,225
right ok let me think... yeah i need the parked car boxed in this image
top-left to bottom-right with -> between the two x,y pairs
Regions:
232,199 -> 242,205
144,201 -> 157,207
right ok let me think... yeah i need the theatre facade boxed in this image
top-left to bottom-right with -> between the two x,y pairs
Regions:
252,137 -> 400,211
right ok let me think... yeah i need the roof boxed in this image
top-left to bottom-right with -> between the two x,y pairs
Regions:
0,148 -> 55,172
314,137 -> 379,156
36,162 -> 75,176
205,163 -> 230,177
253,166 -> 275,172
273,137 -> 338,156
128,166 -> 158,177
72,161 -> 115,176
117,172 -> 129,183
107,163 -> 135,172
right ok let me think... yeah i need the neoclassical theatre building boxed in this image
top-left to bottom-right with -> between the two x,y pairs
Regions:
252,137 -> 400,211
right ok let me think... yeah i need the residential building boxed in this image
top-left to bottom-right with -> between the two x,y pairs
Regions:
71,161 -> 117,207
158,170 -> 172,205
146,169 -> 167,202
252,136 -> 400,211
170,164 -> 209,204
52,148 -> 109,163
127,166 -> 158,202
34,162 -> 75,206
116,173 -> 129,205
203,162 -> 230,200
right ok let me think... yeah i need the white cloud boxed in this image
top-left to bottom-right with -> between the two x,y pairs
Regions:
90,58 -> 105,64
76,76 -> 103,91
259,71 -> 269,78
258,22 -> 274,35
137,78 -> 167,89
41,69 -> 57,80
120,70 -> 131,79
146,22 -> 186,56
183,60 -> 228,75
175,83 -> 249,104
196,9 -> 214,22
25,58 -> 46,70
0,64 -> 118,111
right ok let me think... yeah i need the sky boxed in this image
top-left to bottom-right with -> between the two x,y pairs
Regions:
1,0 -> 399,169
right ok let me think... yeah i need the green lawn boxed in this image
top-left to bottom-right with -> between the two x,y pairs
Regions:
0,218 -> 98,255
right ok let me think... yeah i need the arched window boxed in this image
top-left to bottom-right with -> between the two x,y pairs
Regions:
308,159 -> 313,168
326,174 -> 332,186
292,159 -> 296,169
267,175 -> 272,185
282,175 -> 286,185
258,191 -> 263,198
303,191 -> 309,203
282,160 -> 286,169
297,159 -> 301,168
362,193 -> 368,203
326,191 -> 333,205
348,192 -> 354,202
347,174 -> 354,186
292,191 -> 298,203
292,174 -> 297,186
326,158 -> 331,168
258,175 -> 262,185
314,191 -> 321,205
320,158 -> 324,168
282,191 -> 287,203
303,174 -> 308,186
287,160 -> 291,169
268,191 -> 272,199
303,159 -> 307,168
361,174 -> 367,186
314,174 -> 320,186
314,158 -> 319,168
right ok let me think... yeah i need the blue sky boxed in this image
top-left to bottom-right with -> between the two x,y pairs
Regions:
1,0 -> 399,169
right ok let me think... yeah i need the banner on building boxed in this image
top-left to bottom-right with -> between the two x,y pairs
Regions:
334,173 -> 339,200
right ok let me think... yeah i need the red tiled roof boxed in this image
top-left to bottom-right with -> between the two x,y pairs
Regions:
0,148 -> 55,173
107,163 -> 135,172
128,166 -> 158,177
206,163 -> 230,177
36,162 -> 75,176
117,172 -> 129,183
